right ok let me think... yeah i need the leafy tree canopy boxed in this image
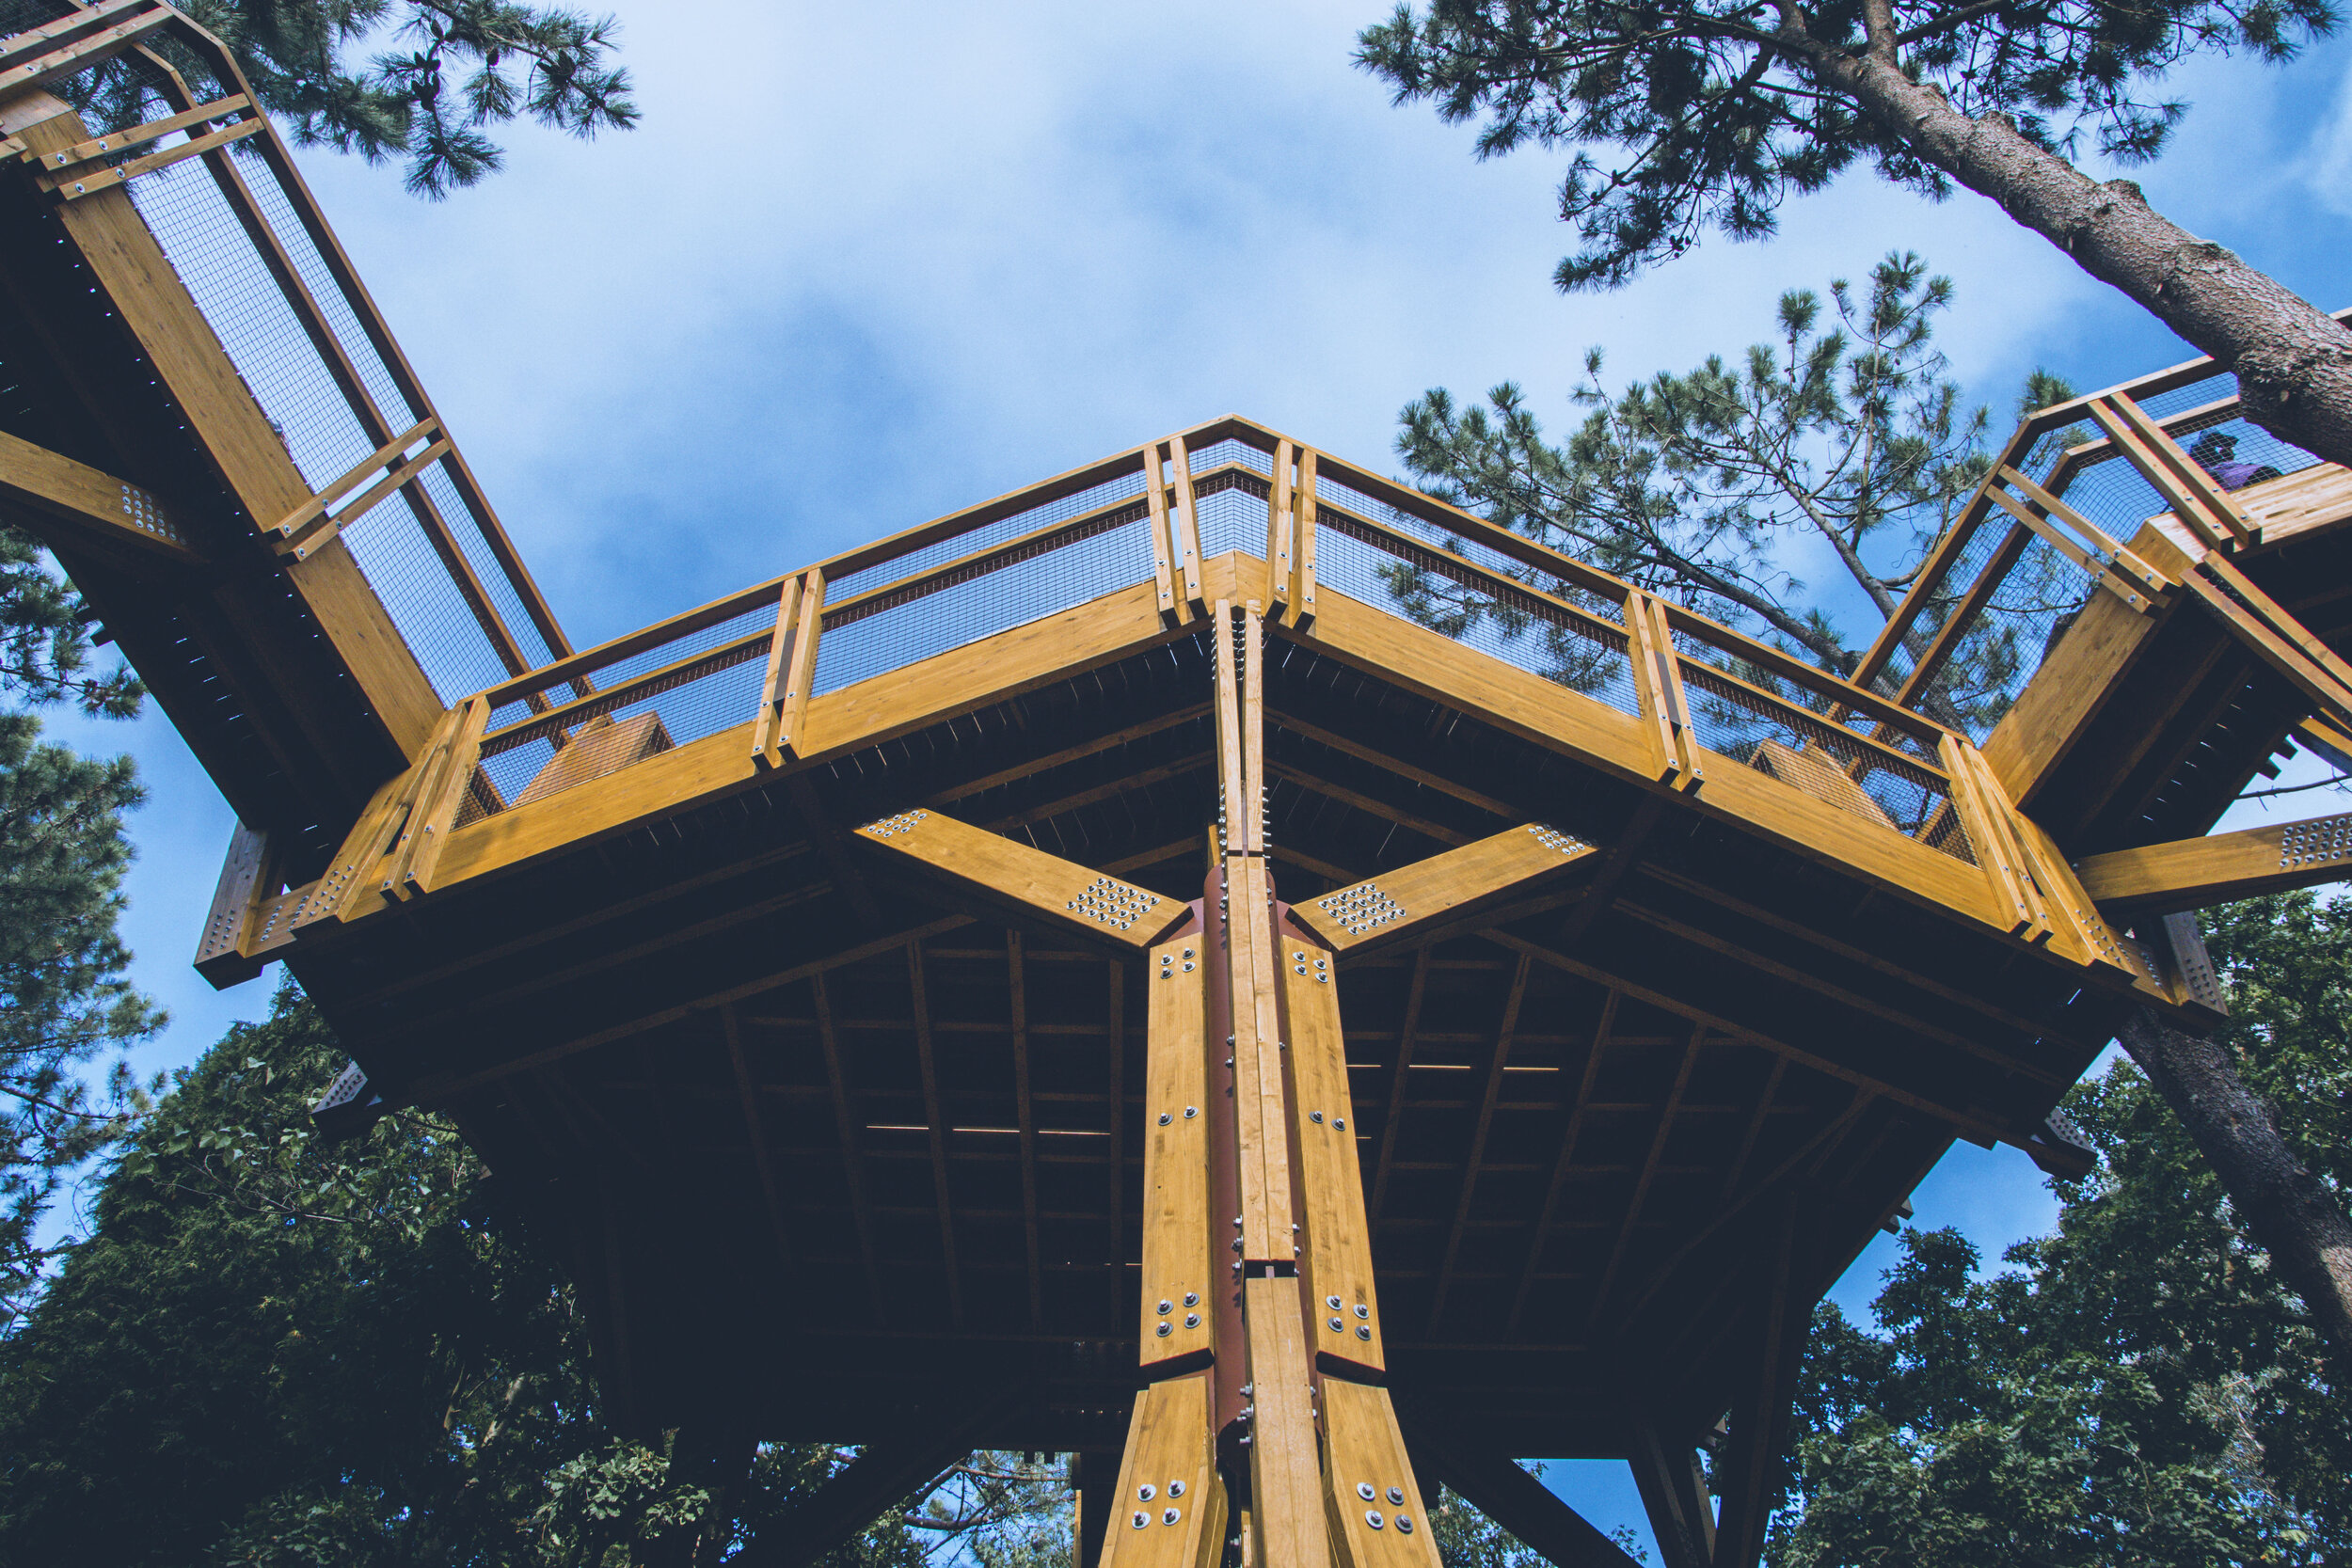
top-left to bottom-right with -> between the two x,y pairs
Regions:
76,0 -> 640,197
1357,0 -> 2334,293
1772,890 -> 2352,1563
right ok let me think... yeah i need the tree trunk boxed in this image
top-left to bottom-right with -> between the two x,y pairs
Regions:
2115,1006 -> 2352,1371
1803,41 -> 2352,470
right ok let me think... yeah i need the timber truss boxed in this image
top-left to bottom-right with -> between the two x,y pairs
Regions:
8,6 -> 2352,1567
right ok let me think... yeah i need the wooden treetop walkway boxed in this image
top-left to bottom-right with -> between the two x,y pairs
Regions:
6,8 -> 2351,1567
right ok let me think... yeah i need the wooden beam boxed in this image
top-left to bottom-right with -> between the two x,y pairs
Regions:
1367,947 -> 1432,1225
750,572 -> 803,766
2077,810 -> 2352,912
1141,931 -> 1214,1369
1586,1025 -> 1704,1327
853,807 -> 1184,951
1395,1413 -> 1641,1568
1294,824 -> 1600,958
193,820 -> 275,988
722,1004 -> 796,1273
1268,711 -> 1521,821
1709,1206 -> 1807,1568
1427,952 -> 1533,1333
1627,1407 -> 1716,1568
1507,990 -> 1615,1335
813,971 -> 883,1313
1106,958 -> 1127,1277
907,939 -> 963,1329
1098,1372 -> 1227,1568
1243,1272 -> 1327,1568
1279,921 -> 1385,1374
1169,436 -> 1207,615
0,427 -> 203,565
1321,1380 -> 1444,1568
1009,929 -> 1044,1330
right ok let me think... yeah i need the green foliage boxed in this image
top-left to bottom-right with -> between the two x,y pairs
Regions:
1387,253 -> 2037,728
1356,0 -> 2337,291
74,0 -> 639,197
0,713 -> 158,1328
1772,891 -> 2352,1564
0,984 -> 1072,1564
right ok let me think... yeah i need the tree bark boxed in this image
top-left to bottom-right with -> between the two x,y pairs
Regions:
1798,40 -> 2352,470
2115,1006 -> 2352,1372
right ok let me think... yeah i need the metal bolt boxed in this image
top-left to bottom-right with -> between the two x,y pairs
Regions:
1163,1508 -> 1181,1526
1366,1512 -> 1386,1530
1358,1483 -> 1376,1502
1156,1323 -> 1172,1337
1328,1316 -> 1343,1332
1185,1313 -> 1200,1328
1159,1300 -> 1173,1315
1310,1110 -> 1324,1123
1327,1295 -> 1343,1309
1355,1304 -> 1369,1318
1184,1106 -> 1198,1118
1397,1516 -> 1416,1535
1387,1487 -> 1404,1506
1334,1118 -> 1344,1130
1184,1291 -> 1199,1307
1158,1113 -> 1172,1126
1357,1324 -> 1372,1340
1139,1484 -> 1156,1501
1169,1481 -> 1186,1498
1132,1513 -> 1149,1529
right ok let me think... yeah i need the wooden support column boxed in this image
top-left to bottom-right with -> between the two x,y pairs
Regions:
1628,1407 -> 1717,1568
1709,1204 -> 1808,1568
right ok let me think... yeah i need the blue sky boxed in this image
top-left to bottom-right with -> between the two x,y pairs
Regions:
33,0 -> 2352,1552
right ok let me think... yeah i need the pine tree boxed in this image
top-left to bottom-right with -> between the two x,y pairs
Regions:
1357,0 -> 2352,477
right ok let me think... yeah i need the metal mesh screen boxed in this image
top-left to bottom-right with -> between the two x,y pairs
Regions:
1313,503 -> 1643,718
1677,662 -> 1974,860
826,467 -> 1149,603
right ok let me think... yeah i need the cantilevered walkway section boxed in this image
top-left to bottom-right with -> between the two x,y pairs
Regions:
6,8 -> 2352,1568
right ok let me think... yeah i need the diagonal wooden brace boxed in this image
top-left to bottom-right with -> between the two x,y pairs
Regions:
1292,823 -> 1602,959
852,807 -> 1186,952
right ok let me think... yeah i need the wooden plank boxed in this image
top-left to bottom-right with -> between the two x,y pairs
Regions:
1294,449 -> 1319,625
1141,932 -> 1215,1369
1936,734 -> 2038,937
1231,853 -> 1293,1265
1294,823 -> 1599,958
193,821 -> 274,988
907,939 -> 962,1327
1242,1274 -> 1327,1568
852,807 -> 1183,951
1170,436 -> 1206,612
1624,592 -> 1682,784
394,695 -> 491,897
266,416 -> 437,544
1586,1023 -> 1703,1326
24,91 -> 248,172
1240,601 -> 1266,855
1321,1381 -> 1444,1568
1627,1409 -> 1715,1568
2077,810 -> 2352,911
1367,949 -> 1431,1225
1213,599 -> 1246,856
750,573 -> 803,765
1979,570 -> 2169,805
1008,930 -> 1043,1327
776,566 -> 825,760
277,438 -> 450,562
813,971 -> 884,1312
2190,553 -> 2352,725
1099,1373 -> 1227,1568
1267,438 -> 1295,612
1646,594 -> 1703,784
1426,953 -> 1532,1333
0,426 -> 202,564
0,0 -> 171,97
2100,393 -> 2257,546
1506,990 -> 1615,1334
723,1005 -> 796,1271
1279,928 -> 1384,1374
43,116 -> 262,200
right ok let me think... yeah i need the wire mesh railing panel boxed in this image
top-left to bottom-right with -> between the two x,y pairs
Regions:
816,515 -> 1157,696
1677,662 -> 1974,861
1314,506 -> 1643,718
1194,470 -> 1267,558
1186,437 -> 1273,479
1313,471 -> 1623,625
469,653 -> 769,817
1664,627 -> 1943,768
334,467 -> 518,701
825,466 -> 1149,604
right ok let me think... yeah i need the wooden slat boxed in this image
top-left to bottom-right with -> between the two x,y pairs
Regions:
1426,953 -> 1531,1332
1506,990 -> 1616,1334
1266,438 -> 1295,611
1294,822 -> 1599,958
393,695 -> 491,897
2084,396 -> 2248,551
1230,853 -> 1292,1264
1367,949 -> 1431,1225
0,427 -> 202,564
723,1004 -> 796,1270
1294,449 -> 1319,625
776,566 -> 826,760
1242,1273 -> 1327,1568
1585,1024 -> 1703,1326
1169,436 -> 1206,612
851,807 -> 1183,951
1098,1373 -> 1226,1568
1007,930 -> 1043,1328
1936,735 -> 2038,937
907,939 -> 962,1327
750,572 -> 803,765
192,821 -> 273,988
2104,392 -> 2258,546
1240,601 -> 1266,855
2077,810 -> 2352,911
1279,926 -> 1383,1374
1321,1381 -> 1444,1568
0,0 -> 171,97
1141,932 -> 1214,1369
43,115 -> 262,199
24,91 -> 247,172
812,970 -> 884,1313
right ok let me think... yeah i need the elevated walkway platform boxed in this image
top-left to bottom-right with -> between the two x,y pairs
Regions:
6,8 -> 2350,1567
